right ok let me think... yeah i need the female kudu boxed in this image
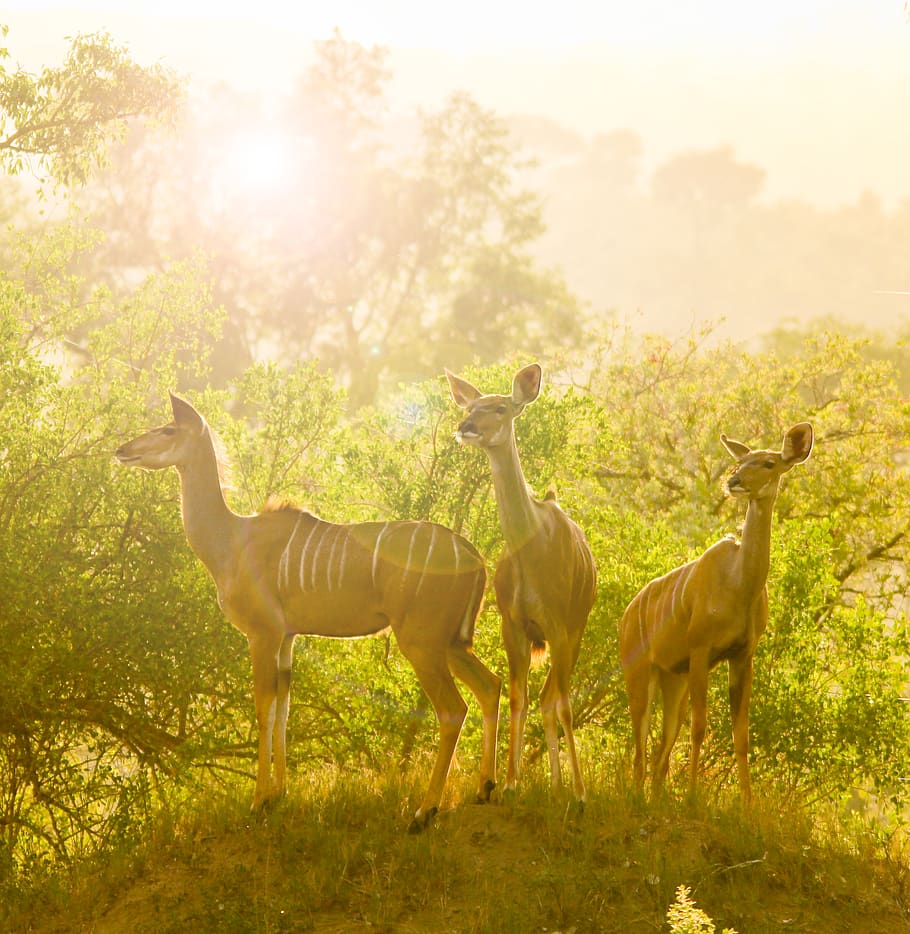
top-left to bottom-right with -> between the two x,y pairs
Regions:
116,393 -> 501,832
446,364 -> 597,806
620,422 -> 813,803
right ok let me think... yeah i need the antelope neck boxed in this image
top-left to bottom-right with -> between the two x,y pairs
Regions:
176,430 -> 236,577
485,434 -> 540,546
735,485 -> 779,596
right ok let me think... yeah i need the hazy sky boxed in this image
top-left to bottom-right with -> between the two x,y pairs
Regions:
4,2 -> 910,206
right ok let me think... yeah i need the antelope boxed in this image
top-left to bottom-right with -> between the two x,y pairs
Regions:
620,422 -> 814,803
446,364 -> 597,806
115,393 -> 501,833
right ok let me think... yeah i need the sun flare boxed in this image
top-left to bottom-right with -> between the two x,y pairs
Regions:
217,131 -> 295,196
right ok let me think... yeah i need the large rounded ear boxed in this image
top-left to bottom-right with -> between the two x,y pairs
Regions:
445,370 -> 482,408
169,392 -> 205,431
782,422 -> 813,464
512,363 -> 542,406
720,432 -> 751,459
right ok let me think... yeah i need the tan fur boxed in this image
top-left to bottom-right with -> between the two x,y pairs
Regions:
116,393 -> 501,832
619,422 -> 813,803
447,364 -> 597,803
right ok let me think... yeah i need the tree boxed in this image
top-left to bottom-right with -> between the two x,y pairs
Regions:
0,26 -> 181,187
651,146 -> 765,213
71,34 -> 584,407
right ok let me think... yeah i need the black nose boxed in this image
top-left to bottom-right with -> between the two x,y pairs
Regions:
727,475 -> 743,491
459,419 -> 475,434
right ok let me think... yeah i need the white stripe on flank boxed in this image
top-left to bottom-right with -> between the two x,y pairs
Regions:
371,523 -> 390,590
325,525 -> 343,592
459,568 -> 480,643
639,585 -> 651,649
449,534 -> 462,593
414,524 -> 436,598
668,569 -> 684,620
335,530 -> 349,591
404,524 -> 421,593
298,520 -> 320,592
308,524 -> 329,591
278,513 -> 304,592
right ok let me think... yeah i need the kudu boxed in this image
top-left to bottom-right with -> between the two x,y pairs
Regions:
619,422 -> 813,803
116,393 -> 501,832
446,364 -> 597,805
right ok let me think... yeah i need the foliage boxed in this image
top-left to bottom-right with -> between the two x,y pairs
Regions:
0,26 -> 181,187
667,885 -> 737,934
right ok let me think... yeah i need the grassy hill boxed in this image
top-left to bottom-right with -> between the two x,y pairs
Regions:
4,761 -> 910,933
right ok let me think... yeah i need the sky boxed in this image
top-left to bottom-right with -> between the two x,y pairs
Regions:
4,2 -> 910,207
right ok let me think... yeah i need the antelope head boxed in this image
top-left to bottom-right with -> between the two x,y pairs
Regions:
116,393 -> 207,470
445,363 -> 542,450
721,422 -> 814,501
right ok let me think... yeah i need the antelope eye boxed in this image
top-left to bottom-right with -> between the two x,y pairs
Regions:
763,459 -> 775,468
162,427 -> 177,436
495,405 -> 507,414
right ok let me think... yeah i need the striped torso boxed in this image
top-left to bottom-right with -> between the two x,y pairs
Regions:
270,511 -> 486,639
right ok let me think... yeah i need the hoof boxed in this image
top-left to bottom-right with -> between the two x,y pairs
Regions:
407,806 -> 438,835
475,779 -> 496,804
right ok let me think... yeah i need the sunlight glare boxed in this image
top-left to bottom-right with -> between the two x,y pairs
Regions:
217,131 -> 295,197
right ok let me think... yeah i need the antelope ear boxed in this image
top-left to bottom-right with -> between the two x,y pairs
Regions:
782,422 -> 813,464
721,433 -> 751,459
445,370 -> 482,408
169,392 -> 204,431
512,363 -> 542,406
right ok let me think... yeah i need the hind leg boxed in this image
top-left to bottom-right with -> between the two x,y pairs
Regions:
651,671 -> 689,797
398,641 -> 468,832
625,660 -> 657,791
448,644 -> 502,802
540,631 -> 586,802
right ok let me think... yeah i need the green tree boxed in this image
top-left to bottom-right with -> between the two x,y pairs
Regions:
0,26 -> 181,187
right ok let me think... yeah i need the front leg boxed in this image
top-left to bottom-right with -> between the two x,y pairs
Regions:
271,633 -> 296,800
687,647 -> 711,795
728,653 -> 755,804
502,613 -> 532,793
248,631 -> 285,810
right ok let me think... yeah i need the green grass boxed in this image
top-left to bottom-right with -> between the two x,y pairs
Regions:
3,758 -> 910,933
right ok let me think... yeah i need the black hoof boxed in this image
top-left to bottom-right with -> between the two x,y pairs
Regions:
475,779 -> 496,804
407,806 -> 438,834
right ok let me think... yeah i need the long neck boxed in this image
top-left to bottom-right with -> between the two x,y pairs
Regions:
176,430 -> 235,579
484,434 -> 540,547
736,487 -> 779,598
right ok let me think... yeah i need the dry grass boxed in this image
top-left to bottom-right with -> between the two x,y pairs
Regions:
5,758 -> 910,933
